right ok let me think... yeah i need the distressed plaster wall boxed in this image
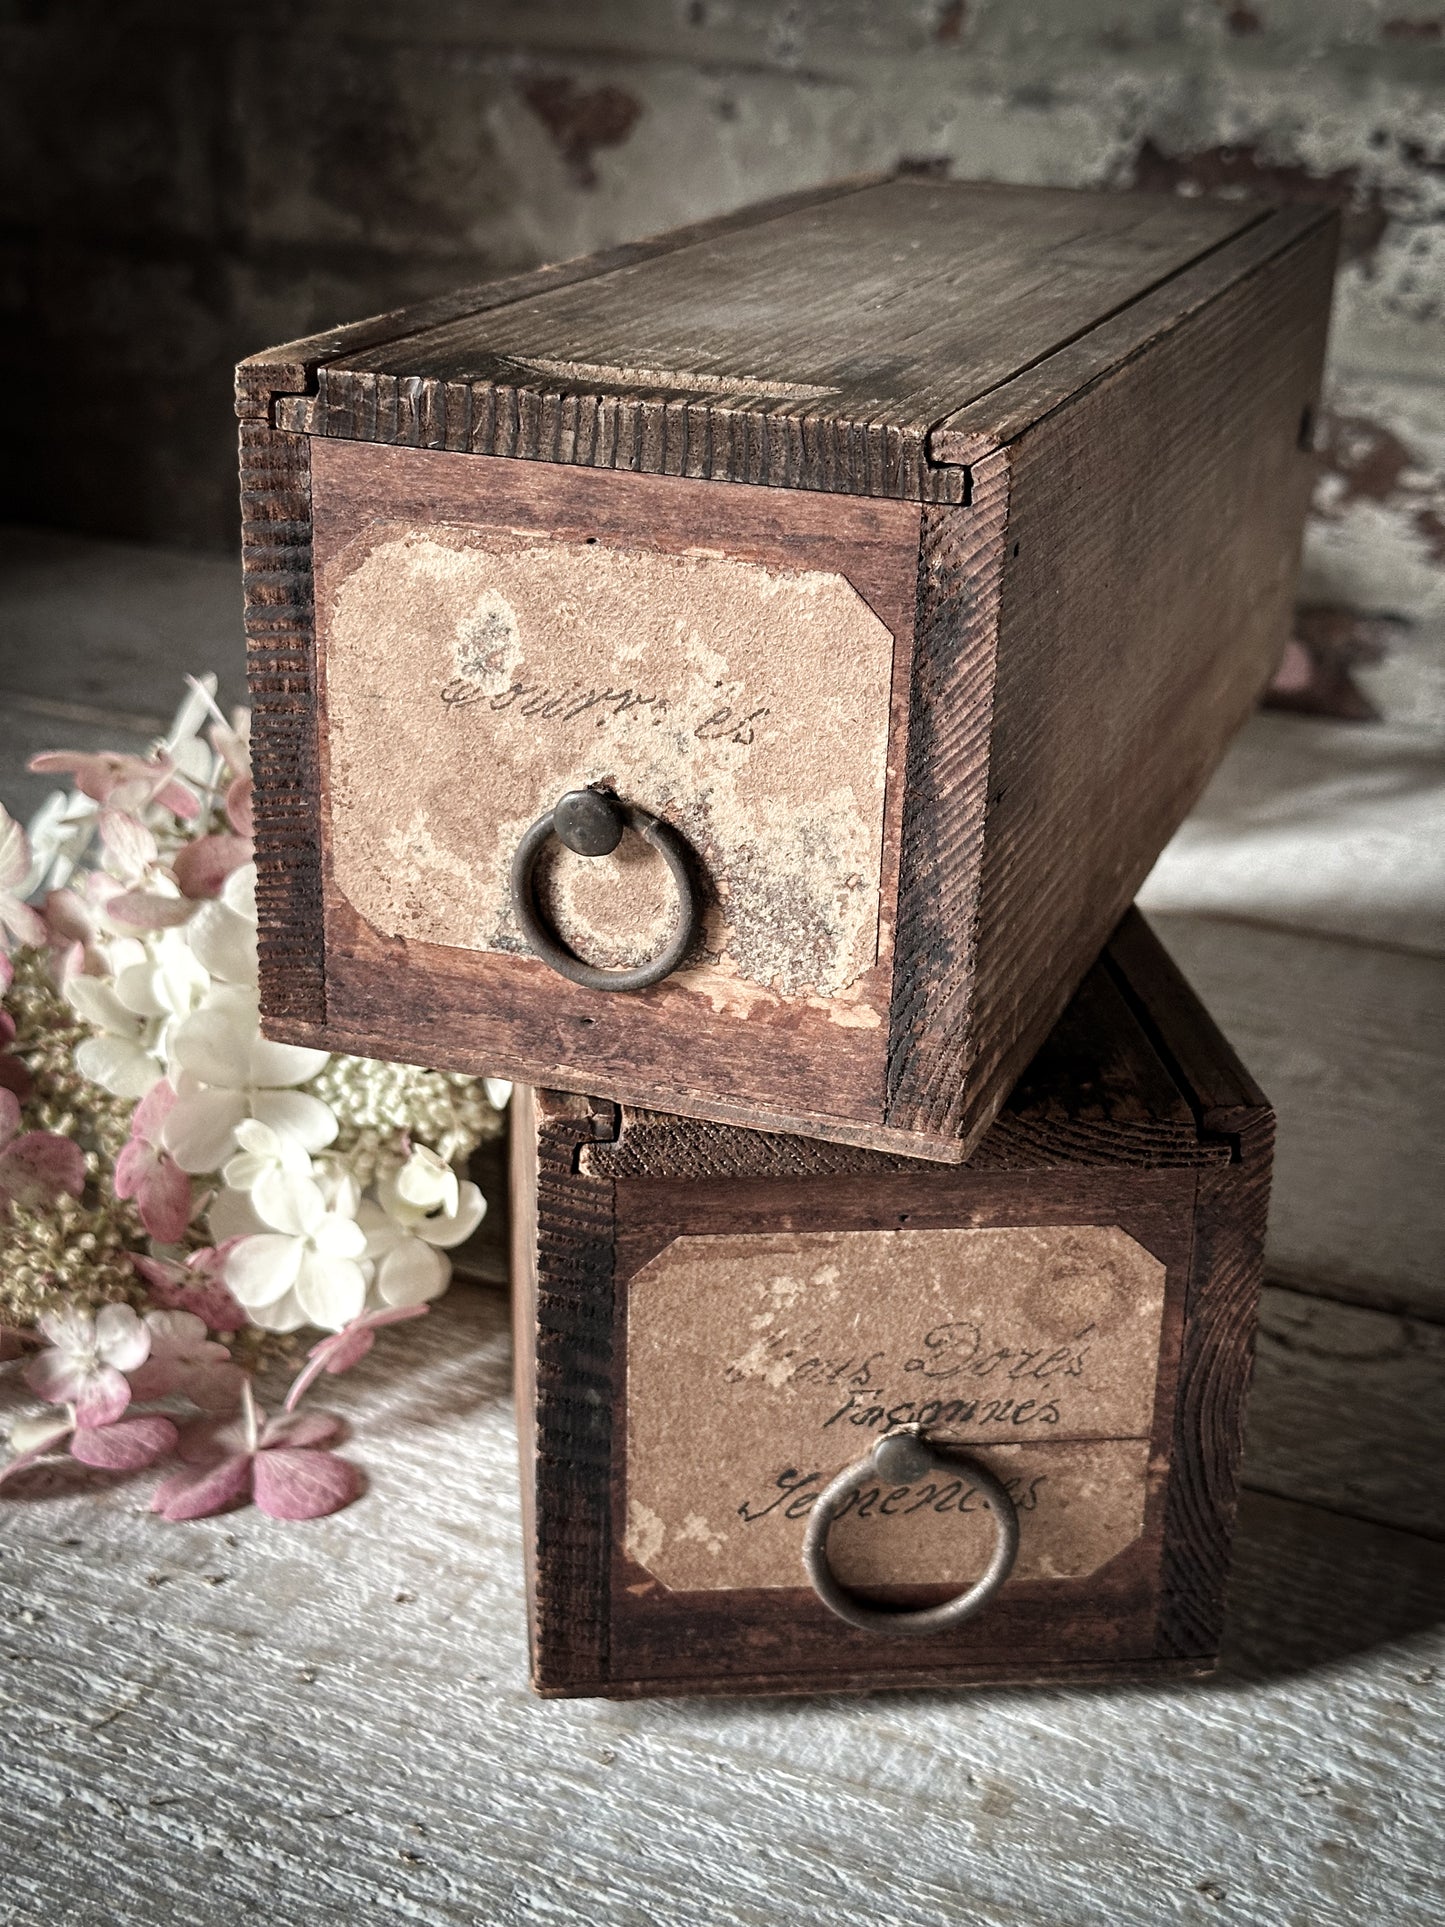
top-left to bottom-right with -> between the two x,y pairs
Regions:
2,0 -> 1442,618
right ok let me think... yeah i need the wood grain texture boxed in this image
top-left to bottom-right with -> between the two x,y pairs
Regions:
287,181 -> 1264,502
516,1088 -> 616,1687
520,912 -> 1272,1697
2,1284 -> 1441,1927
1246,1287 -> 1445,1541
586,915 -> 1227,1181
929,206 -> 1332,462
883,465 -> 1007,1133
244,186 -> 1335,1163
239,422 -> 325,1029
235,173 -> 887,421
1149,913 -> 1445,1320
950,217 -> 1337,1155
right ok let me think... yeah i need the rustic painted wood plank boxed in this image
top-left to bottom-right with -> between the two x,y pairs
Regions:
1,1287 -> 1440,1927
1245,1286 -> 1445,1541
1140,713 -> 1445,958
1147,913 -> 1445,1320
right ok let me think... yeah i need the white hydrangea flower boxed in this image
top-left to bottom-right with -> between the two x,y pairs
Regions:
379,1144 -> 485,1240
483,1077 -> 512,1111
223,1165 -> 369,1333
22,788 -> 97,897
221,1117 -> 319,1230
66,973 -> 164,1099
112,925 -> 212,1038
356,1201 -> 452,1310
162,984 -> 334,1174
187,862 -> 258,987
353,1145 -> 486,1313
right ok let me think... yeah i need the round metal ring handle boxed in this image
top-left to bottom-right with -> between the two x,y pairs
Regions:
509,788 -> 702,993
801,1429 -> 1019,1638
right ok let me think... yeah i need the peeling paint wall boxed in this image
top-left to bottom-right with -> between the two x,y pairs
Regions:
2,0 -> 1442,623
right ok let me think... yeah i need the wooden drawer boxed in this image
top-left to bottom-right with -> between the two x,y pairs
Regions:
239,175 -> 1333,1161
511,912 -> 1273,1698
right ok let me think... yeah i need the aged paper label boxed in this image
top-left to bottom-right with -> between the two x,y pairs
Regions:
624,1225 -> 1167,1593
322,524 -> 897,1001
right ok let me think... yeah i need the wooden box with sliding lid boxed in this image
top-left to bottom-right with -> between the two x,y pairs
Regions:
239,175 -> 1333,1163
511,913 -> 1273,1698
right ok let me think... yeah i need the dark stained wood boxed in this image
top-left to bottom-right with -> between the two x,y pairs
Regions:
512,1086 -> 617,1686
239,422 -> 325,1029
883,460 -> 1007,1132
515,911 -> 1274,1697
243,181 -> 1335,1163
585,916 -> 1226,1182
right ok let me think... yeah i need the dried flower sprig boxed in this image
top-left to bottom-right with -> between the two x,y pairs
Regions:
0,676 -> 509,1519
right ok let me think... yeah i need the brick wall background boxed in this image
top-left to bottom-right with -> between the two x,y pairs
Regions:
2,0 -> 1442,628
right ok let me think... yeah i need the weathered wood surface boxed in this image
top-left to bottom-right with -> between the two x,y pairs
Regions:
1247,1287 -> 1445,1540
520,913 -> 1273,1695
1145,914 -> 1445,1320
955,216 -> 1334,1148
1140,713 -> 1445,956
249,185 -> 1334,1167
3,532 -> 1441,1922
2,1285 -> 1441,1927
280,183 -> 1294,507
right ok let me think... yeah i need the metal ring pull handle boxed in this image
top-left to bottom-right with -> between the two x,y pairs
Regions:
802,1429 -> 1019,1638
509,788 -> 701,993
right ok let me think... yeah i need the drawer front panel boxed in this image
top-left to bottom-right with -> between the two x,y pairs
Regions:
624,1224 -> 1168,1597
313,444 -> 918,1015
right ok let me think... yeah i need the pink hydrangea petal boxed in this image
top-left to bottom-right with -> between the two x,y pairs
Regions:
0,1087 -> 19,1147
42,887 -> 93,945
252,1445 -> 362,1521
136,1156 -> 193,1244
262,1408 -> 345,1450
130,1079 -> 177,1143
99,808 -> 158,877
70,1414 -> 179,1470
154,777 -> 201,820
151,1453 -> 253,1520
172,834 -> 253,900
112,1134 -> 149,1201
0,1054 -> 31,1102
0,897 -> 47,948
125,1357 -> 187,1401
0,1131 -> 86,1207
225,776 -> 254,838
72,1368 -> 132,1428
105,890 -> 196,932
132,1254 -> 246,1334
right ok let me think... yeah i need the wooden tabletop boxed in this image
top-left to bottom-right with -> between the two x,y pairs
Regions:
0,529 -> 1440,1926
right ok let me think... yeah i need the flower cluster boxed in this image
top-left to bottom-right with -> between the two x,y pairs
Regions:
0,678 -> 508,1520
